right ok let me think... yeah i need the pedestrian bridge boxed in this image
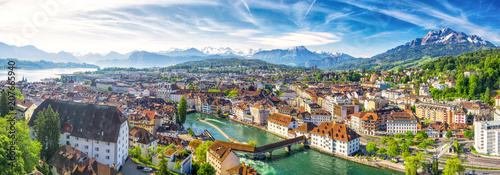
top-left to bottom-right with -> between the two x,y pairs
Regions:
213,136 -> 308,159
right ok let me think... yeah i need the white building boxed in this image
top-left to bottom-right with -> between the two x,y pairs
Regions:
28,99 -> 129,169
157,83 -> 180,101
474,121 -> 500,156
386,111 -> 418,135
267,113 -> 299,137
310,122 -> 360,156
311,109 -> 331,126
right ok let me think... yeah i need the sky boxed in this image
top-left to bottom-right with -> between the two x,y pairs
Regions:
0,0 -> 499,58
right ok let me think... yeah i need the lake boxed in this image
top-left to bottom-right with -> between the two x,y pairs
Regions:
2,68 -> 97,82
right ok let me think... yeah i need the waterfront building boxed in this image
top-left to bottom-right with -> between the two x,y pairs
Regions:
474,121 -> 500,156
347,112 -> 380,135
267,113 -> 299,137
28,99 -> 129,169
207,141 -> 241,175
310,122 -> 360,156
386,111 -> 418,135
250,104 -> 270,125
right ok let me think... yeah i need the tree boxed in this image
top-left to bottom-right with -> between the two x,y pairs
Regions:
377,148 -> 387,155
446,130 -> 453,138
404,152 -> 426,175
33,105 -> 60,160
158,158 -> 171,175
418,142 -> 428,150
366,141 -> 378,153
107,86 -> 112,91
178,97 -> 188,128
248,140 -> 257,146
195,140 -> 213,162
442,156 -> 465,175
394,133 -> 404,139
468,74 -> 478,98
0,90 -> 9,117
425,138 -> 435,145
484,87 -> 491,104
0,117 -> 42,174
415,131 -> 428,141
387,145 -> 400,157
464,130 -> 474,139
198,162 -> 215,175
404,131 -> 415,140
216,108 -> 221,116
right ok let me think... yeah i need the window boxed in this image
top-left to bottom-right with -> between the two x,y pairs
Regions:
106,156 -> 110,159
106,149 -> 110,153
85,145 -> 89,149
95,147 -> 99,151
96,141 -> 99,144
75,144 -> 79,147
66,141 -> 70,145
76,137 -> 79,140
66,135 -> 70,139
95,154 -> 99,158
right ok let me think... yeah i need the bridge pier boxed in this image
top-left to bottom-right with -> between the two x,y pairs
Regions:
285,145 -> 291,152
267,152 -> 272,157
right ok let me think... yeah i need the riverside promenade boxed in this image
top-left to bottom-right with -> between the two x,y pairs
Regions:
199,118 -> 240,143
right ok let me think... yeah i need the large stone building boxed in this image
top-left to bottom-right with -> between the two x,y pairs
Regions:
415,102 -> 453,122
386,111 -> 418,135
250,104 -> 270,125
310,122 -> 360,156
28,99 -> 129,169
267,113 -> 299,137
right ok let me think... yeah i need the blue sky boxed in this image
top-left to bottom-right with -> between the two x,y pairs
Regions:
1,0 -> 499,57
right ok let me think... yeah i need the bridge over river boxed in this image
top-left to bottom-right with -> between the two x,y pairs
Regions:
213,135 -> 308,159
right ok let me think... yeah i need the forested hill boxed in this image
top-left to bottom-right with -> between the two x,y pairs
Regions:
420,48 -> 500,103
159,58 -> 310,72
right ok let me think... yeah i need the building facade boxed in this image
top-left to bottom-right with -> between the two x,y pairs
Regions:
386,111 -> 418,135
474,121 -> 500,156
310,122 -> 360,156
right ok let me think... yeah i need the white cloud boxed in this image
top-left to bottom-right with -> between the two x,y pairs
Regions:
251,31 -> 341,47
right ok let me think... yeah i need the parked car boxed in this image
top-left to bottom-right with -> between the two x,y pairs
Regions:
137,165 -> 145,169
143,167 -> 153,172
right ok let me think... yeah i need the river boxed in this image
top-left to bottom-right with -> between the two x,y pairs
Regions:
184,112 -> 404,175
3,68 -> 97,82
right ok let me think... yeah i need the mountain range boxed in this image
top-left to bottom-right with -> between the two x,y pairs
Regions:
0,28 -> 497,70
330,28 -> 498,70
